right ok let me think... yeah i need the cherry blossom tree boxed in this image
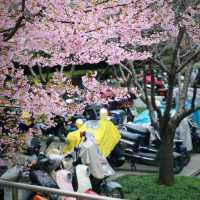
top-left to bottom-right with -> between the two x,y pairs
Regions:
1,0 -> 200,186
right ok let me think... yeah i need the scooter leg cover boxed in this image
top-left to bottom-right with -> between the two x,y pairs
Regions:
177,118 -> 193,151
76,165 -> 92,193
56,170 -> 76,200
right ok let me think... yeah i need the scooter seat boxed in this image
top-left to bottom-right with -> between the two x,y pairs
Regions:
120,130 -> 141,143
125,124 -> 149,135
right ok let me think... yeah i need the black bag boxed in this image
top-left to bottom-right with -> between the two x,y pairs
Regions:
30,170 -> 58,188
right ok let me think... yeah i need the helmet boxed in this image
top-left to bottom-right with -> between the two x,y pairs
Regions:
75,119 -> 84,128
100,108 -> 108,119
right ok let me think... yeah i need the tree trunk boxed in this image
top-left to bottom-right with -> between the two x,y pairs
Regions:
159,123 -> 175,186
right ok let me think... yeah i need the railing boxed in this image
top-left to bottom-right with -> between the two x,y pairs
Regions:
0,179 -> 124,200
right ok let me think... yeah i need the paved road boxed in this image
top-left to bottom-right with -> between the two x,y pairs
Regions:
179,153 -> 200,177
113,153 -> 200,179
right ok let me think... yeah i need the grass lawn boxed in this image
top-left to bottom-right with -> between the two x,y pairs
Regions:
117,175 -> 200,200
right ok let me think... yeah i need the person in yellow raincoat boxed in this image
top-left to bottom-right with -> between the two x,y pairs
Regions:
93,108 -> 121,157
63,108 -> 121,158
63,119 -> 86,154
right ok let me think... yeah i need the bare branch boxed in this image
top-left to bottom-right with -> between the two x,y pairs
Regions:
118,64 -> 127,83
120,62 -> 133,75
22,0 -> 26,12
171,26 -> 185,70
29,67 -> 37,77
143,66 -> 159,129
127,62 -> 146,102
176,48 -> 200,73
149,64 -> 162,121
3,15 -> 25,41
179,66 -> 193,111
150,57 -> 169,73
2,0 -> 44,41
112,65 -> 121,81
162,28 -> 185,127
38,66 -> 46,84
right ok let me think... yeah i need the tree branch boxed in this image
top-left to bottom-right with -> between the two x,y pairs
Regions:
69,65 -> 75,79
150,57 -> 170,73
149,64 -> 162,122
120,62 -> 133,75
127,62 -> 146,102
143,66 -> 159,129
22,0 -> 26,12
3,15 -> 25,41
162,28 -> 185,127
29,67 -> 37,77
179,66 -> 193,111
113,65 -> 121,81
38,66 -> 46,84
3,0 -> 26,41
176,48 -> 200,73
171,26 -> 185,70
118,64 -> 127,83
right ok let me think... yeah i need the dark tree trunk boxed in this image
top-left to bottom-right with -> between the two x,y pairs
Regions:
159,123 -> 175,186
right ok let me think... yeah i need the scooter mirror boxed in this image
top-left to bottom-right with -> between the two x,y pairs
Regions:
86,167 -> 90,177
66,172 -> 72,182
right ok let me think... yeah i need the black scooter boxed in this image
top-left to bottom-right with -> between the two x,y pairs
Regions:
188,120 -> 200,153
120,122 -> 190,165
108,126 -> 184,174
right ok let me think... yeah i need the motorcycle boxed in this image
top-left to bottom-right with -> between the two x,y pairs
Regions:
188,118 -> 200,153
0,156 -> 58,200
68,134 -> 124,199
119,122 -> 190,166
108,124 -> 184,174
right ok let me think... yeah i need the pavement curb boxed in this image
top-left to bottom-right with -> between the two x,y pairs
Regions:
190,169 -> 200,177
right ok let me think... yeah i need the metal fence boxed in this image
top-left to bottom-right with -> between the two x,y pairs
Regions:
0,179 -> 124,200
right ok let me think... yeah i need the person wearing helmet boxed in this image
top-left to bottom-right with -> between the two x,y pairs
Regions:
93,108 -> 121,157
63,119 -> 86,154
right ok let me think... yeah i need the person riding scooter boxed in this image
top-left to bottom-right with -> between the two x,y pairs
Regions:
92,108 -> 121,157
64,108 -> 121,158
63,119 -> 86,154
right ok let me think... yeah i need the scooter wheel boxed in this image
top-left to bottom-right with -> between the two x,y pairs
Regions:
173,158 -> 183,174
193,141 -> 200,153
182,152 -> 191,166
107,188 -> 124,199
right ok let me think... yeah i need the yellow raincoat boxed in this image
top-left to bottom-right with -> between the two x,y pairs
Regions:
93,118 -> 121,157
63,125 -> 87,153
63,119 -> 121,158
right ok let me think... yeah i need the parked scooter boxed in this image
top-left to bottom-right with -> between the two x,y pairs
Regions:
67,134 -> 124,199
108,124 -> 184,174
188,119 -> 200,153
0,156 -> 58,200
122,123 -> 190,166
44,139 -> 99,198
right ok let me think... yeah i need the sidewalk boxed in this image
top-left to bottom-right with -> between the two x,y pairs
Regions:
179,153 -> 200,176
113,153 -> 200,179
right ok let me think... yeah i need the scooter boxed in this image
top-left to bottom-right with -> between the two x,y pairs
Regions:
188,119 -> 200,153
120,123 -> 190,166
108,125 -> 184,174
69,134 -> 124,199
44,141 -> 99,199
0,157 -> 56,200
